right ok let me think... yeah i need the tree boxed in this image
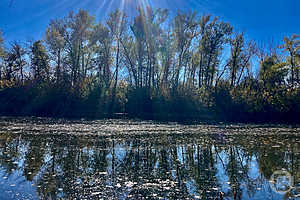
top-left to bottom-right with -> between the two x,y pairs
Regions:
90,22 -> 111,88
46,19 -> 67,85
142,7 -> 168,90
197,17 -> 232,88
228,33 -> 244,87
106,10 -> 127,113
4,42 -> 26,83
195,15 -> 211,88
66,9 -> 95,87
0,30 -> 5,80
130,7 -> 148,88
31,40 -> 50,82
159,29 -> 175,91
173,11 -> 198,90
0,30 -> 4,58
260,56 -> 288,89
281,34 -> 300,88
228,33 -> 255,87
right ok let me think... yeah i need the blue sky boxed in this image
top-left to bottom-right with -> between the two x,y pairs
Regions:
0,0 -> 299,45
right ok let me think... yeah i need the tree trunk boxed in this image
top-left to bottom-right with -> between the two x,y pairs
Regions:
109,39 -> 120,115
291,56 -> 295,88
56,49 -> 61,85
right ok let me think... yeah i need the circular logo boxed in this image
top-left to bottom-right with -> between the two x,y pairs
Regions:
269,169 -> 293,194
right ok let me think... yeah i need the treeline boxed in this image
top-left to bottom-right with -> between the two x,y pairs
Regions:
0,7 -> 299,122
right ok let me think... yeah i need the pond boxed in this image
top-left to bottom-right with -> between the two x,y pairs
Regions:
0,117 -> 299,199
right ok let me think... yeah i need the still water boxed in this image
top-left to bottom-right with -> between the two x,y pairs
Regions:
0,118 -> 299,199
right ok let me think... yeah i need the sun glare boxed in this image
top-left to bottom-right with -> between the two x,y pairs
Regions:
93,0 -> 152,18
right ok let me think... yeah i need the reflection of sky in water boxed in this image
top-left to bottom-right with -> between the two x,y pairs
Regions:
0,169 -> 38,199
248,156 -> 259,180
216,151 -> 230,193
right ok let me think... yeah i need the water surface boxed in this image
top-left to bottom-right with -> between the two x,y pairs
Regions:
0,118 -> 299,199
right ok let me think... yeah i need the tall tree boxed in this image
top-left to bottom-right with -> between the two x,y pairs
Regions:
227,33 -> 255,87
130,7 -> 148,88
4,42 -> 26,83
173,11 -> 198,90
90,22 -> 112,88
159,29 -> 175,91
228,33 -> 244,87
197,17 -> 232,88
0,30 -> 5,80
31,40 -> 50,82
107,10 -> 127,113
196,15 -> 211,88
0,30 -> 4,58
46,19 -> 67,85
66,9 -> 94,87
281,34 -> 300,88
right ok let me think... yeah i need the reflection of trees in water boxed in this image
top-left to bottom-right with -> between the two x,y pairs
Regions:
0,134 -> 21,175
0,133 -> 299,199
24,139 -> 46,181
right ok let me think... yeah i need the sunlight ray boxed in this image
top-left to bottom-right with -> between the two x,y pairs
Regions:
105,0 -> 116,17
137,0 -> 151,16
95,0 -> 109,16
117,0 -> 126,28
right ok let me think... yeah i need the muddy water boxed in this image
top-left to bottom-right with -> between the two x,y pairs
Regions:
0,117 -> 299,199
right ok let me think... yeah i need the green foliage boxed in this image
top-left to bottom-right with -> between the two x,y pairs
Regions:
31,40 -> 50,82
